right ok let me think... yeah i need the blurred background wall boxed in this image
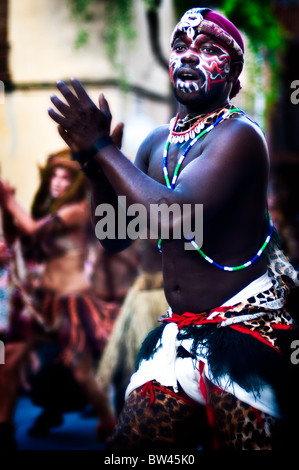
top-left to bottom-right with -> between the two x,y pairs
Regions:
0,0 -> 172,210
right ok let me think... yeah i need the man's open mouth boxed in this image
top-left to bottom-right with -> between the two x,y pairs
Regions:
175,69 -> 203,93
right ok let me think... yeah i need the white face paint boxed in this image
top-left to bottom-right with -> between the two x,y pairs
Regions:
170,8 -> 205,45
169,34 -> 231,95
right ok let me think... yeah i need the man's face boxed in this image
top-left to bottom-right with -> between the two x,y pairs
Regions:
169,33 -> 232,108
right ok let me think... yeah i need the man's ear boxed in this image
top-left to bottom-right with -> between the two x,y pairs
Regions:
229,61 -> 243,83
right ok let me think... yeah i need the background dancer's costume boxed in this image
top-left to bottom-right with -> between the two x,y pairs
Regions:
9,205 -> 119,369
97,270 -> 168,415
0,152 -> 117,443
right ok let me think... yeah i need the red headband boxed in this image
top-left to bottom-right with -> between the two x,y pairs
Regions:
203,10 -> 244,61
171,8 -> 244,62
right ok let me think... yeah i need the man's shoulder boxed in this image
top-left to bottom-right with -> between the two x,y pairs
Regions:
135,123 -> 169,170
144,123 -> 170,141
209,112 -> 267,152
137,123 -> 170,153
201,111 -> 269,170
221,112 -> 265,139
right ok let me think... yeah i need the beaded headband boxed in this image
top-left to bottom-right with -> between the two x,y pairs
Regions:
170,8 -> 244,62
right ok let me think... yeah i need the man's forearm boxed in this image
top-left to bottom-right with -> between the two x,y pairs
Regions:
89,171 -> 135,253
92,145 -> 173,210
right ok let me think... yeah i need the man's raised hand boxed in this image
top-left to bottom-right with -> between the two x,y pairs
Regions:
48,78 -> 112,152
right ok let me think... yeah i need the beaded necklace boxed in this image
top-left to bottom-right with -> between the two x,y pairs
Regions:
163,106 -> 242,189
158,106 -> 274,271
169,104 -> 234,144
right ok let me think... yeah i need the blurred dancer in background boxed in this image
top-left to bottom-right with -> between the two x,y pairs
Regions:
97,238 -> 168,415
0,235 -> 13,340
0,149 -> 117,449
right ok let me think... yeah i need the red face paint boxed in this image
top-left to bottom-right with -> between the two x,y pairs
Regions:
169,34 -> 231,95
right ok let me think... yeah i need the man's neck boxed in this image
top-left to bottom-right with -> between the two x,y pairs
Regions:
178,99 -> 230,120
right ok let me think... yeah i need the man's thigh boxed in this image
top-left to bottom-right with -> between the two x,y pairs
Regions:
107,380 -> 210,451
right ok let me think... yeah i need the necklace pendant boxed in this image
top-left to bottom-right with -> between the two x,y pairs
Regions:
185,134 -> 190,142
179,135 -> 185,143
190,130 -> 195,140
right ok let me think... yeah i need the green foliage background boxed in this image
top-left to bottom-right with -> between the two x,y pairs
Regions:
66,0 -> 289,113
67,0 -> 285,55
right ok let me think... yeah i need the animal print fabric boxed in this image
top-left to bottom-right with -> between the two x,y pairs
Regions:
107,380 -> 210,451
204,378 -> 281,450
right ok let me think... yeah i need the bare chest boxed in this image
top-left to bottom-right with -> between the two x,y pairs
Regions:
147,136 -> 206,185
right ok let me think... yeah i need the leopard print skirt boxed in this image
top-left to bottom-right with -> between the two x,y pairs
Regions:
107,378 -> 283,450
204,378 -> 283,450
107,380 -> 211,451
